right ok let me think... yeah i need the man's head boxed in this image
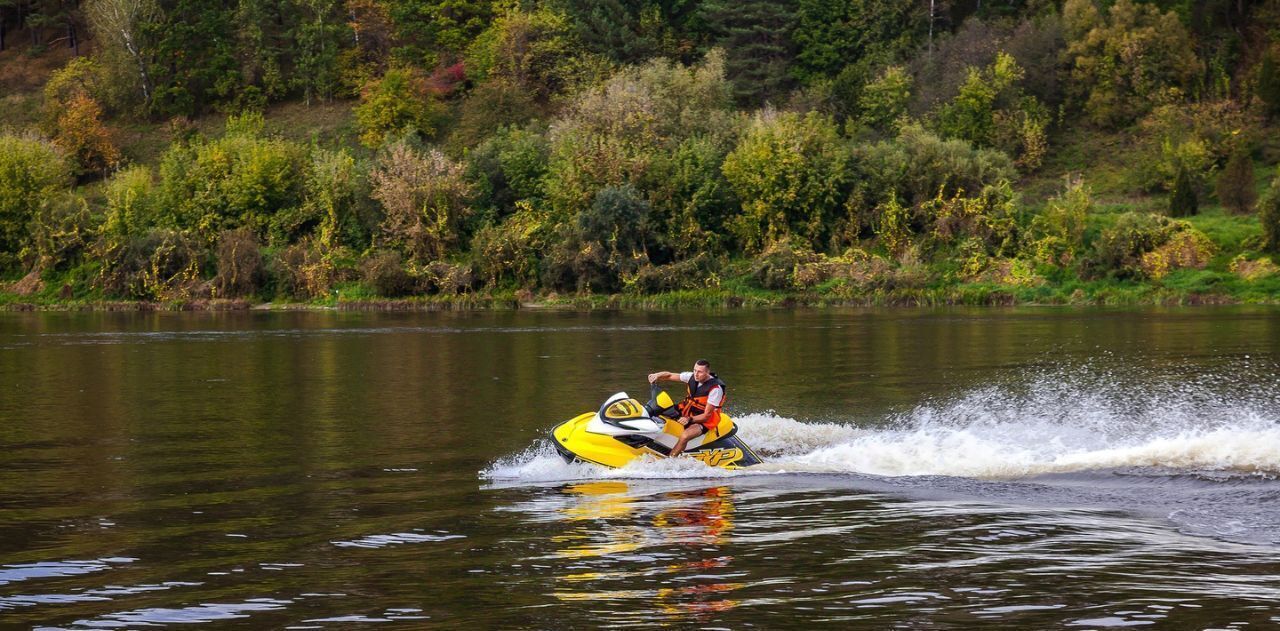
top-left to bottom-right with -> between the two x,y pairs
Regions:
691,359 -> 711,383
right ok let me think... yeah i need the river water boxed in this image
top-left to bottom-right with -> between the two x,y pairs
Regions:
2,307 -> 1279,629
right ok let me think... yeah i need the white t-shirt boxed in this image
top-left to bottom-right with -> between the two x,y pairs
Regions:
678,372 -> 724,407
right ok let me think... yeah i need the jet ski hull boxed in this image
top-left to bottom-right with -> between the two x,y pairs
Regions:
551,411 -> 764,470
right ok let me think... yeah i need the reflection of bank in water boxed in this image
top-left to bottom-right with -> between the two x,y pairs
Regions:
550,482 -> 744,619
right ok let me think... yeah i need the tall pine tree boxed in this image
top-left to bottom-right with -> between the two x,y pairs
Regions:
147,0 -> 241,116
551,0 -> 700,64
1169,164 -> 1199,218
696,0 -> 795,105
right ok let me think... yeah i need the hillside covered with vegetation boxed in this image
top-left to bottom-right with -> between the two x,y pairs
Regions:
4,0 -> 1280,308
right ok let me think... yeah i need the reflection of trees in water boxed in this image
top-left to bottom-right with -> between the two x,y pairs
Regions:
549,482 -> 743,621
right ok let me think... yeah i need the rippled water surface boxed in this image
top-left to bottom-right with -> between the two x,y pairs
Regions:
3,307 -> 1280,629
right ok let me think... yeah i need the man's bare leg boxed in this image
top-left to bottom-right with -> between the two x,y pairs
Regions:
670,424 -> 704,458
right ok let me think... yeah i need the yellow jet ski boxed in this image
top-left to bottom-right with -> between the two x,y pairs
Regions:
551,385 -> 764,470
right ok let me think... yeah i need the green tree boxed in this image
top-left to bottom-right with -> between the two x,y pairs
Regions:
544,51 -> 734,223
1257,50 -> 1280,121
292,148 -> 370,249
384,0 -> 494,66
146,0 -> 241,116
857,65 -> 912,133
857,122 -> 1015,209
1027,178 -> 1091,267
936,53 -> 1022,147
1216,149 -> 1256,215
28,192 -> 93,271
467,125 -> 550,226
646,135 -> 737,258
935,52 -> 1049,170
551,0 -> 700,64
1063,0 -> 1203,128
292,0 -> 350,103
579,184 -> 650,256
465,6 -> 585,103
102,165 -> 158,240
234,0 -> 294,103
791,0 -> 921,82
721,110 -> 848,253
85,0 -> 158,108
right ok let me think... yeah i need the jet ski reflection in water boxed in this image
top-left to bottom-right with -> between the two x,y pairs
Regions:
550,383 -> 764,470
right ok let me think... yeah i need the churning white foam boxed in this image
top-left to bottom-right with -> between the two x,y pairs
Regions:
482,370 -> 1280,482
481,442 -> 742,482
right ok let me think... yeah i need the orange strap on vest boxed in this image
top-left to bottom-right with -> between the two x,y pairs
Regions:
678,377 -> 726,429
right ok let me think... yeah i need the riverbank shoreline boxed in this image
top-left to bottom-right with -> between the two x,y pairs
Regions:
0,285 -> 1260,312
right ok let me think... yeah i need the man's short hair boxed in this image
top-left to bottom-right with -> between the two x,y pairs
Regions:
695,358 -> 710,369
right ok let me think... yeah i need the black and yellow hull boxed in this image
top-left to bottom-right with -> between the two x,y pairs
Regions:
551,413 -> 764,470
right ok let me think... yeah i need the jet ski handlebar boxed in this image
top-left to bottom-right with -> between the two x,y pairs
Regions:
645,383 -> 679,419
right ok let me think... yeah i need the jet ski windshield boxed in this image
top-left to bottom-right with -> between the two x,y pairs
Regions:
600,397 -> 647,420
591,394 -> 655,432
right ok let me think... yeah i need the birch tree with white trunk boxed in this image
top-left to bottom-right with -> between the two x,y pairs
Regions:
85,0 -> 156,106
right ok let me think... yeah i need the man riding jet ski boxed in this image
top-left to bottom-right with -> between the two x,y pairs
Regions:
551,359 -> 763,470
647,359 -> 725,457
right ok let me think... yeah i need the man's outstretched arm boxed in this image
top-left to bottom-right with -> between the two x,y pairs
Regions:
647,371 -> 684,384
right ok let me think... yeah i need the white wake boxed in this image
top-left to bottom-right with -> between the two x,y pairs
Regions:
482,372 -> 1280,481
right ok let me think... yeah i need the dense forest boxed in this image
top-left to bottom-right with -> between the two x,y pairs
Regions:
3,0 -> 1280,307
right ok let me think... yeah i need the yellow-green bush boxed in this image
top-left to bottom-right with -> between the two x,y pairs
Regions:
857,66 -> 912,133
1228,254 -> 1278,281
1027,178 -> 1090,267
294,148 -> 370,250
158,112 -> 307,244
722,110 -> 848,253
464,7 -> 584,102
623,254 -> 720,294
470,201 -> 549,287
543,51 -> 734,223
0,133 -> 72,272
96,229 -> 206,300
921,181 -> 1019,256
1259,167 -> 1280,252
27,193 -> 93,272
1089,212 -> 1210,279
1139,230 -> 1215,279
354,67 -> 445,148
856,123 -> 1015,209
272,238 -> 334,300
103,166 -> 159,240
418,261 -> 475,295
748,239 -> 821,290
